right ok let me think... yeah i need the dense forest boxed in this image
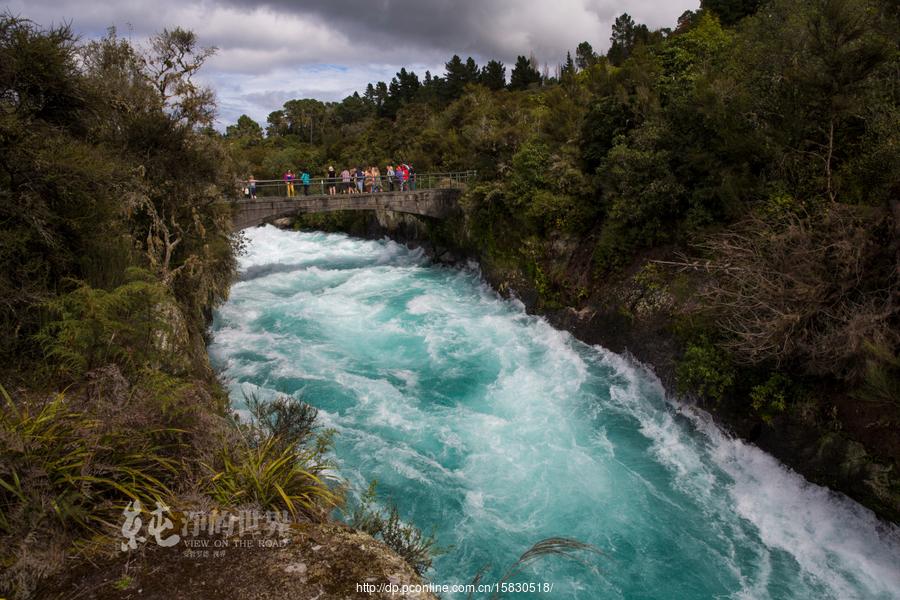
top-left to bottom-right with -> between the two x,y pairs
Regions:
0,0 -> 898,596
0,18 -> 348,598
226,0 -> 900,517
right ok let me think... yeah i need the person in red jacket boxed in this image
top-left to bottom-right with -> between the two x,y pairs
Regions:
400,164 -> 409,191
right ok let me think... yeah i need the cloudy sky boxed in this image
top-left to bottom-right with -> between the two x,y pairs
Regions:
7,0 -> 697,128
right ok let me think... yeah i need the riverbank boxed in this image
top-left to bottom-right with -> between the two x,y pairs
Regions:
42,521 -> 437,599
287,208 -> 900,525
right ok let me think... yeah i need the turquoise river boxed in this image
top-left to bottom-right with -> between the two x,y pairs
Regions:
208,226 -> 900,599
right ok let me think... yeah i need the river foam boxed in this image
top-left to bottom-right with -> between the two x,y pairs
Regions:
209,226 -> 900,599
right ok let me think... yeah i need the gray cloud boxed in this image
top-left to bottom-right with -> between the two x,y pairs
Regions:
215,0 -> 695,63
6,0 -> 697,127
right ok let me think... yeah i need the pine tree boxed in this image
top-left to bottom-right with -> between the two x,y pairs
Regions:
701,0 -> 761,26
479,60 -> 506,90
562,51 -> 576,77
575,41 -> 596,70
607,13 -> 650,66
508,55 -> 542,90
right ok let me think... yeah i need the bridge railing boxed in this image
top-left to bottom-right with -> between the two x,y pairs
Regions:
236,170 -> 477,199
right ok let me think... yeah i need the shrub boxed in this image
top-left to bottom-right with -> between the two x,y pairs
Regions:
346,481 -> 438,576
0,386 -> 178,537
695,204 -> 898,380
36,269 -> 171,378
676,337 -> 735,402
750,373 -> 793,423
378,504 -> 438,576
208,393 -> 340,521
510,140 -> 551,199
244,392 -> 319,449
207,434 -> 340,522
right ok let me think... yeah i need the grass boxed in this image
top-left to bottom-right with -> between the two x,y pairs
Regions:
206,434 -> 340,520
0,385 -> 178,536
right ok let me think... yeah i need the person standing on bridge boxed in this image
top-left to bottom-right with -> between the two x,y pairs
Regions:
300,169 -> 310,195
355,166 -> 364,194
395,165 -> 404,191
400,163 -> 409,191
386,165 -> 395,192
372,165 -> 381,192
327,166 -> 337,195
341,168 -> 351,194
248,175 -> 257,200
283,169 -> 295,197
408,164 -> 416,191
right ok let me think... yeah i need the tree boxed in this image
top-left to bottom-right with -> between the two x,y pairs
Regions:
701,0 -> 762,26
575,41 -> 597,70
382,68 -> 420,117
281,98 -> 328,142
464,57 -> 479,82
443,55 -> 478,101
508,55 -> 542,90
335,91 -> 371,124
144,27 -> 217,126
734,0 -> 894,203
607,13 -> 650,66
443,54 -> 466,100
266,109 -> 288,137
561,52 -> 577,86
563,51 -> 576,74
676,10 -> 701,32
480,60 -> 506,90
225,114 -> 263,143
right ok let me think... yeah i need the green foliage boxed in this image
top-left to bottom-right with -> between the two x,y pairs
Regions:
608,13 -> 651,66
731,0 -> 896,203
113,575 -> 135,591
701,0 -> 761,26
225,114 -> 264,144
575,41 -> 598,70
593,124 -> 686,271
347,480 -> 383,534
36,269 -> 171,378
0,17 -> 238,380
581,96 -> 632,173
510,140 -> 551,197
208,393 -> 340,520
0,385 -> 178,536
480,60 -> 507,90
750,373 -> 793,423
207,435 -> 339,521
759,192 -> 808,223
526,190 -> 590,233
245,392 -> 320,448
676,337 -> 736,402
379,504 -> 438,576
1,16 -> 241,594
659,12 -> 732,84
508,56 -> 542,90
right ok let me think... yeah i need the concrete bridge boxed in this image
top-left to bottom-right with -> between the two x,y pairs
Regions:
231,170 -> 474,231
232,187 -> 463,230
